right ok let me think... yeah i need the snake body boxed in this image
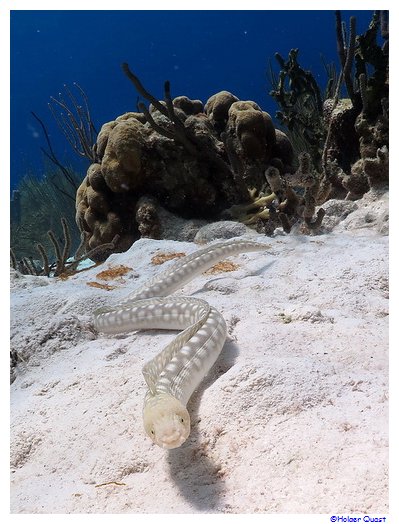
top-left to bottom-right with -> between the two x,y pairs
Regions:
94,239 -> 268,449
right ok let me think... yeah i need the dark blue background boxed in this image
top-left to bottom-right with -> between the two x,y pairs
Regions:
10,10 -> 374,190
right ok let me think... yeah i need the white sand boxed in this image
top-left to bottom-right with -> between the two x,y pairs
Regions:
10,192 -> 389,513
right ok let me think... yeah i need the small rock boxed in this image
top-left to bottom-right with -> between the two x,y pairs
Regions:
194,221 -> 256,243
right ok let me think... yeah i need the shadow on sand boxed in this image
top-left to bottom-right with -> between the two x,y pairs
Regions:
166,339 -> 240,512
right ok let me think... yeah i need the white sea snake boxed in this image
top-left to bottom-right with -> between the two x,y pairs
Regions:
93,239 -> 269,449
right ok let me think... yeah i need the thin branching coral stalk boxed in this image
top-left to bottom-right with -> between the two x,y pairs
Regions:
61,217 -> 71,272
122,63 -> 198,156
47,217 -> 73,276
74,220 -> 90,261
121,63 -> 169,116
137,101 -> 175,139
48,83 -> 98,163
22,258 -> 35,275
28,256 -> 40,276
47,229 -> 63,275
35,242 -> 50,277
322,16 -> 356,177
31,111 -> 79,195
10,249 -> 17,270
335,12 -> 356,104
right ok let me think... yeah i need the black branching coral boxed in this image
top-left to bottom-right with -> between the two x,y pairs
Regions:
269,10 -> 389,201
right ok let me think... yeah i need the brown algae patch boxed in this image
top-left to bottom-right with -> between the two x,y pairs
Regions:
86,264 -> 133,290
151,252 -> 186,265
205,260 -> 240,274
95,265 -> 133,280
86,281 -> 117,291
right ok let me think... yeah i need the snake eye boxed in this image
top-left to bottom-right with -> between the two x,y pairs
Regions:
181,418 -> 184,423
151,430 -> 155,435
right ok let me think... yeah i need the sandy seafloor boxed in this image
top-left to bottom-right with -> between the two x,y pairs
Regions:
10,191 -> 389,514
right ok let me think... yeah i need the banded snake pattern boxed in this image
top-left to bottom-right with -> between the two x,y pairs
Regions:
94,239 -> 269,449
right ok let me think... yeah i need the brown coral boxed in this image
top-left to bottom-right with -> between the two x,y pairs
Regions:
204,90 -> 239,132
173,96 -> 203,115
76,72 -> 295,261
227,101 -> 276,159
101,119 -> 147,193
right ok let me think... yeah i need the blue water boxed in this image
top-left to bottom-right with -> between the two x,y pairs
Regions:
10,10 -> 375,191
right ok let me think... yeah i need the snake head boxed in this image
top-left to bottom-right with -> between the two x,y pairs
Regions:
143,393 -> 190,449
